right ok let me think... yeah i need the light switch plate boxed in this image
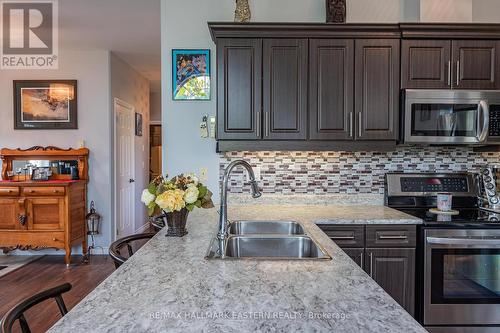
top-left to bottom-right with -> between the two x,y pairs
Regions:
209,116 -> 216,138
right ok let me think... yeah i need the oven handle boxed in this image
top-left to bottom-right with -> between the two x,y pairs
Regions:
426,236 -> 500,247
476,100 -> 489,143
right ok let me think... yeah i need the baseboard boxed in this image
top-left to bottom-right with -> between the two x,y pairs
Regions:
1,246 -> 109,256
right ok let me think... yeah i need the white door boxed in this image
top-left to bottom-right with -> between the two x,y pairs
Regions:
115,99 -> 135,239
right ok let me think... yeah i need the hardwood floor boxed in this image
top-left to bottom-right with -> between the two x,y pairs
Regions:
0,255 -> 115,333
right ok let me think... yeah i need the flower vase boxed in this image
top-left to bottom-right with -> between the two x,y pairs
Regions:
164,208 -> 189,237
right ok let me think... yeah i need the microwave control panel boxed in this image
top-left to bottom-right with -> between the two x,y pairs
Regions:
400,177 -> 469,193
489,105 -> 500,137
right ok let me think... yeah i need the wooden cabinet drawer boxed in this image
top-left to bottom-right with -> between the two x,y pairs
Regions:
0,231 -> 65,249
0,187 -> 19,196
23,187 -> 65,196
316,225 -> 365,248
366,225 -> 416,248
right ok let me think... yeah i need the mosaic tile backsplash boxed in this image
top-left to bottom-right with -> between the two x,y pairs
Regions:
220,148 -> 500,195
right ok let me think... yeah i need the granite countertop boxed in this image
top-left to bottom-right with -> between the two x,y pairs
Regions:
227,204 -> 422,225
48,205 -> 426,333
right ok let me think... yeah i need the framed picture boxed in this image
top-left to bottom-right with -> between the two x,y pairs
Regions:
14,80 -> 78,130
172,49 -> 210,100
135,112 -> 143,136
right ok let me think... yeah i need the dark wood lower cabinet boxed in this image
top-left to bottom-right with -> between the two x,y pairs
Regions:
343,248 -> 364,267
365,248 -> 415,316
318,224 -> 416,317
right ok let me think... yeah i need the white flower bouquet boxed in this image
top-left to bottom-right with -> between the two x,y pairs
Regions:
141,173 -> 214,215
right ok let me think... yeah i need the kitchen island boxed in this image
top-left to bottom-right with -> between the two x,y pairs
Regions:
48,205 -> 425,333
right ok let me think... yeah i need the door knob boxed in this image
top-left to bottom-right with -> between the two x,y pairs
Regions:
129,179 -> 135,183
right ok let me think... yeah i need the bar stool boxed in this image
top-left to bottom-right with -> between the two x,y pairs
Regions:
108,233 -> 156,268
1,283 -> 72,333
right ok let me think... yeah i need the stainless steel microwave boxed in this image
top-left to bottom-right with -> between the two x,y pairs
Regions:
403,89 -> 500,145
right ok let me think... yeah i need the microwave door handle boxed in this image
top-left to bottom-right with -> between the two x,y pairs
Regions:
427,236 -> 500,247
476,100 -> 490,143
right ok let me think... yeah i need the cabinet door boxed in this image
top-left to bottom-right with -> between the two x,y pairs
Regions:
343,248 -> 364,268
365,248 -> 415,316
453,40 -> 500,90
355,39 -> 400,140
401,40 -> 452,89
309,39 -> 354,140
263,39 -> 308,140
27,198 -> 65,231
216,38 -> 262,140
0,198 -> 23,230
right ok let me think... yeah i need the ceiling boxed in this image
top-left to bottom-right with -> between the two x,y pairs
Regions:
59,0 -> 161,92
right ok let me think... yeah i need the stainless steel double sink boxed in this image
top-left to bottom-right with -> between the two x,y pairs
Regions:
205,221 -> 331,260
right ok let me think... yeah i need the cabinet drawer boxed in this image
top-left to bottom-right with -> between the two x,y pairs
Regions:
0,187 -> 19,196
317,225 -> 365,248
0,231 -> 65,249
366,225 -> 416,248
23,187 -> 65,196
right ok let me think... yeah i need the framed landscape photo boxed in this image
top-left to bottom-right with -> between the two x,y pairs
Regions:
172,49 -> 210,100
14,80 -> 78,130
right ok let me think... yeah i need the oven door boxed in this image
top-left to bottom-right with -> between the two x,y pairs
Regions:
424,229 -> 500,326
403,90 -> 496,144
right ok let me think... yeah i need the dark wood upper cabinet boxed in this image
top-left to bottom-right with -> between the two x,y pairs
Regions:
453,40 -> 500,89
208,23 -> 500,151
263,39 -> 308,140
365,248 -> 416,316
401,39 -> 452,89
402,39 -> 500,90
216,38 -> 262,140
355,39 -> 400,141
309,39 -> 354,140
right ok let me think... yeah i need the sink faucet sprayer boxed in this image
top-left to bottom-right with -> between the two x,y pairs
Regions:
218,160 -> 261,240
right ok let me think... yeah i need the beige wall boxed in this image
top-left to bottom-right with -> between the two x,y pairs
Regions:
0,49 -> 112,251
473,0 -> 500,22
420,0 -> 472,22
110,53 -> 151,233
150,92 -> 162,123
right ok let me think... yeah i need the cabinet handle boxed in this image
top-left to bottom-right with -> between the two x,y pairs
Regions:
331,235 -> 355,240
52,238 -> 57,241
265,112 -> 270,137
256,111 -> 261,137
369,252 -> 373,277
349,112 -> 353,138
18,215 -> 27,226
456,60 -> 460,87
358,112 -> 362,137
447,60 -> 451,86
360,251 -> 364,269
379,235 -> 408,240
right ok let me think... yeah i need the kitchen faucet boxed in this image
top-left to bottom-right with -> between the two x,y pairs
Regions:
218,160 -> 261,240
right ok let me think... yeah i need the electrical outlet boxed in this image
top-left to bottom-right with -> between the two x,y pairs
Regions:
200,167 -> 208,182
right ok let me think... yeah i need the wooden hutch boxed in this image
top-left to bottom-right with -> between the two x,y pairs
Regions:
0,146 -> 89,265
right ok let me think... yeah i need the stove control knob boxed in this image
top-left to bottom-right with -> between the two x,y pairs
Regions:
483,169 -> 491,175
486,182 -> 495,190
485,176 -> 493,183
491,197 -> 499,205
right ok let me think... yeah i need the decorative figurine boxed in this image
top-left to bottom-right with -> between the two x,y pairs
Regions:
234,0 -> 251,23
326,0 -> 346,23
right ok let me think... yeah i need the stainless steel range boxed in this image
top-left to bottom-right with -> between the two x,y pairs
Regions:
385,173 -> 500,333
